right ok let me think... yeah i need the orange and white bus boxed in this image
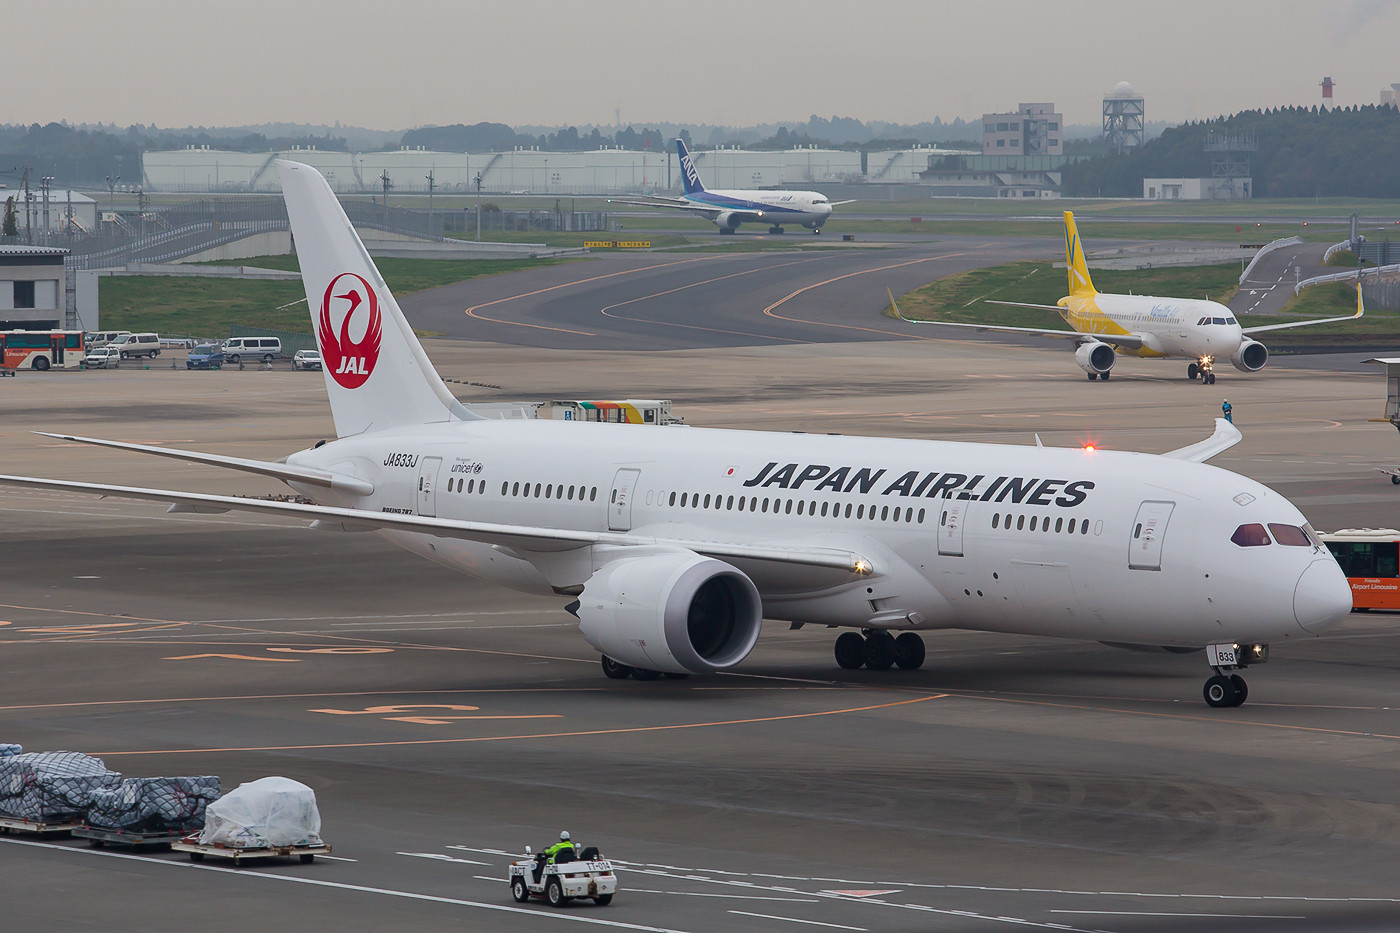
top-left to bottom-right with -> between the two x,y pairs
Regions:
1321,528 -> 1400,611
0,330 -> 86,371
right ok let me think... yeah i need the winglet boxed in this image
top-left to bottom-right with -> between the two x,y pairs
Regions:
676,138 -> 705,195
1163,418 -> 1243,463
1063,211 -> 1097,297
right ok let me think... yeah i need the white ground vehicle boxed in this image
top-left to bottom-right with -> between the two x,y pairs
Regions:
109,332 -> 161,360
222,336 -> 282,364
509,845 -> 617,907
81,347 -> 121,369
293,349 -> 323,371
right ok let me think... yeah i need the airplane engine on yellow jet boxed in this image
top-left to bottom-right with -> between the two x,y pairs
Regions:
1231,339 -> 1268,372
1075,341 -> 1115,375
575,552 -> 763,674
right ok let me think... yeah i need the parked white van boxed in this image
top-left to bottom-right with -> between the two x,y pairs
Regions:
85,330 -> 131,348
108,332 -> 161,359
221,337 -> 282,363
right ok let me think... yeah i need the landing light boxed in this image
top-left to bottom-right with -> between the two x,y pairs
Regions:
854,559 -> 871,575
1083,445 -> 1096,453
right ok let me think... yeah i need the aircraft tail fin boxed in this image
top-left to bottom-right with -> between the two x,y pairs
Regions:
277,160 -> 479,437
1063,211 -> 1097,296
676,138 -> 706,195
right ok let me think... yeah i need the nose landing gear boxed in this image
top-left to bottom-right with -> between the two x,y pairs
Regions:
1189,358 -> 1216,384
834,630 -> 926,671
1202,642 -> 1267,707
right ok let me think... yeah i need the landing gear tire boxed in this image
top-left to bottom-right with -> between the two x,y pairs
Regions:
512,876 -> 530,903
1203,674 -> 1241,708
863,631 -> 896,671
893,632 -> 926,670
1392,475 -> 1400,486
1101,371 -> 1111,380
1187,362 -> 1199,380
1205,372 -> 1216,385
630,668 -> 662,681
1087,372 -> 1098,381
834,632 -> 865,669
769,225 -> 784,234
546,877 -> 567,907
601,656 -> 632,680
719,228 -> 735,235
661,672 -> 690,680
1229,673 -> 1249,705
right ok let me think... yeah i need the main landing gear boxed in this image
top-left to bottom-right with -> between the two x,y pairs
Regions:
768,225 -> 785,234
1087,370 -> 1111,381
601,656 -> 689,681
834,630 -> 925,671
1188,360 -> 1216,385
1202,642 -> 1267,708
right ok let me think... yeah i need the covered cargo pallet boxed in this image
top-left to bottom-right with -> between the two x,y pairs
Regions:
198,776 -> 323,848
0,751 -> 121,822
86,776 -> 221,834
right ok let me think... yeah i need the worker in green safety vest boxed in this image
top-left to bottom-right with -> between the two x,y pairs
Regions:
534,830 -> 575,882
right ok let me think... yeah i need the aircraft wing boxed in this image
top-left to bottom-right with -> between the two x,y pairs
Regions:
32,432 -> 375,496
893,304 -> 1144,348
1161,418 -> 1243,463
1241,284 -> 1364,335
828,199 -> 858,207
606,197 -> 764,222
0,474 -> 868,574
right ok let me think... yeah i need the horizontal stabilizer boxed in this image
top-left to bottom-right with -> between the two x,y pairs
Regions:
1162,418 -> 1242,463
35,432 -> 374,496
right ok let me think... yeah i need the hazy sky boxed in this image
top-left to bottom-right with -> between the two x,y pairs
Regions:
9,0 -> 1398,132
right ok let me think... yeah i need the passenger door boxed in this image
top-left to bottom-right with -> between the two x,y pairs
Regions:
417,457 -> 443,517
1128,500 -> 1175,571
608,468 -> 641,532
937,498 -> 970,557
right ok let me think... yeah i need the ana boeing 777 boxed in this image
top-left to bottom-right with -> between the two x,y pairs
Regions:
895,211 -> 1364,383
610,139 -> 850,235
0,162 -> 1353,708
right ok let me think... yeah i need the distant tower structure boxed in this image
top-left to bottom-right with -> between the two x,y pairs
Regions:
1204,130 -> 1257,199
1321,76 -> 1335,100
1102,81 -> 1145,154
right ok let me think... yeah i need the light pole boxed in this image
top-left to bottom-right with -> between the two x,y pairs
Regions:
135,187 -> 148,242
380,170 -> 392,228
106,174 -> 119,227
474,172 -> 483,241
425,169 -> 436,238
40,176 -> 53,245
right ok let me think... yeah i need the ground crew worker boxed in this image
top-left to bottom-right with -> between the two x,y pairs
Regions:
545,831 -> 575,863
1222,399 -> 1233,423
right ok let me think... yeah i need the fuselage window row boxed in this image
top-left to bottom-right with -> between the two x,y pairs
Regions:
652,491 -> 928,525
992,512 -> 1090,534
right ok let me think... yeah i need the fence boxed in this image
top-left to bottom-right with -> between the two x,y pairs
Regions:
228,325 -> 316,354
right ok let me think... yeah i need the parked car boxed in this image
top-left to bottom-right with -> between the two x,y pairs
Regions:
221,336 -> 282,364
292,349 -> 323,371
108,332 -> 161,359
186,344 -> 225,370
85,330 -> 131,349
80,346 -> 121,369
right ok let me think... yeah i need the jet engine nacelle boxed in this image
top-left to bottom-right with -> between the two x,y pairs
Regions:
1231,339 -> 1268,372
713,211 -> 741,232
576,551 -> 763,674
1074,341 -> 1115,375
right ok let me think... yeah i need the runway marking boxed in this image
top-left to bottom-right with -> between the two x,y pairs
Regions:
88,694 -> 943,757
164,652 -> 301,662
597,255 -> 828,344
309,702 -> 561,725
761,252 -> 974,339
1049,910 -> 1305,919
0,837 -> 694,933
628,890 -> 821,903
462,256 -> 720,335
398,851 -> 491,866
728,910 -> 866,931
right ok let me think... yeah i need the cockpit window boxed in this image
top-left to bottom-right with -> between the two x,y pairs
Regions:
1212,317 -> 1227,325
1225,317 -> 1238,325
1197,317 -> 1208,326
1268,523 -> 1312,547
1231,523 -> 1272,547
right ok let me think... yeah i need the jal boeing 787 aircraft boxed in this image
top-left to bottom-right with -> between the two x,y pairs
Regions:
0,162 -> 1353,708
896,211 -> 1364,383
610,139 -> 849,235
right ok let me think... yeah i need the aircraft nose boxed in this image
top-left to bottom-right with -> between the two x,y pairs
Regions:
1294,558 -> 1353,633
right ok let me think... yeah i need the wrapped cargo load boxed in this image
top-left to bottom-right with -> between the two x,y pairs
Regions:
0,744 -> 21,758
86,777 -> 222,833
0,751 -> 122,821
198,776 -> 322,848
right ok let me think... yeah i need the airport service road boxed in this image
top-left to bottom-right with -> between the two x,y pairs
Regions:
398,238 -> 1054,351
1231,240 -> 1333,318
3,350 -> 1400,932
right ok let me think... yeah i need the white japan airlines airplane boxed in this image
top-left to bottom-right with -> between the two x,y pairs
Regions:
609,139 -> 850,235
895,211 -> 1365,383
0,162 -> 1353,708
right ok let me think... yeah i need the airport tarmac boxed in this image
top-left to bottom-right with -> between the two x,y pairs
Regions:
3,338 -> 1400,932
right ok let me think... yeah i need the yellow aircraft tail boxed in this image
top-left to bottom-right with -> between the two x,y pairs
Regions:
1063,211 -> 1097,297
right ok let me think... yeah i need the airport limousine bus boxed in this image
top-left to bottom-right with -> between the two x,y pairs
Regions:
1,330 -> 86,371
1320,528 -> 1400,611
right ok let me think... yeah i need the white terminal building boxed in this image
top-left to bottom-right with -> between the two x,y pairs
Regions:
141,145 -> 966,195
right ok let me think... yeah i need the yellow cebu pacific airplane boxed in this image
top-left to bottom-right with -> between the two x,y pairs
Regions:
896,211 -> 1365,384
